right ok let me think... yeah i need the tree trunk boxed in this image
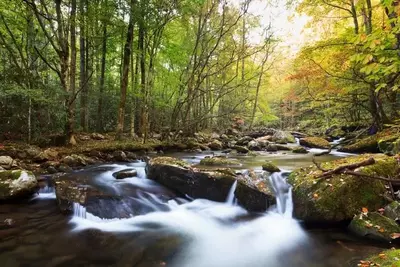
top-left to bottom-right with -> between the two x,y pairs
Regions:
79,0 -> 87,131
67,0 -> 76,145
97,3 -> 107,132
115,0 -> 135,140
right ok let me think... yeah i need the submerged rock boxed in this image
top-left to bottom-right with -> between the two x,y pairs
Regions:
292,146 -> 308,154
112,168 -> 138,179
199,157 -> 240,167
262,162 -> 280,173
0,170 -> 38,200
299,137 -> 330,149
349,211 -> 400,242
287,154 -> 398,223
146,157 -> 275,211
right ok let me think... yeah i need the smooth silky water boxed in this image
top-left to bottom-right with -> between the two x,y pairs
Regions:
0,150 -> 391,267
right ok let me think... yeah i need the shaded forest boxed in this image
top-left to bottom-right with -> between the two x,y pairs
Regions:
0,0 -> 399,145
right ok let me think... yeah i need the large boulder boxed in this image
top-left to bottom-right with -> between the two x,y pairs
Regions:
384,201 -> 400,221
287,154 -> 398,223
349,211 -> 400,242
271,130 -> 296,144
339,129 -> 400,154
146,157 -> 275,211
0,170 -> 38,200
299,137 -> 330,149
379,137 -> 400,156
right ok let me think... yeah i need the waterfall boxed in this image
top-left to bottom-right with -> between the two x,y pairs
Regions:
295,137 -> 300,145
269,172 -> 293,217
225,180 -> 237,205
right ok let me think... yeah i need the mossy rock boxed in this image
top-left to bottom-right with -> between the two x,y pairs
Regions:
384,201 -> 400,221
199,157 -> 240,167
0,170 -> 38,200
379,137 -> 400,156
349,211 -> 400,242
299,137 -> 330,149
271,130 -> 296,144
262,162 -> 280,173
339,129 -> 400,154
365,249 -> 400,267
287,154 -> 398,223
147,156 -> 274,211
292,146 -> 308,154
233,145 -> 249,154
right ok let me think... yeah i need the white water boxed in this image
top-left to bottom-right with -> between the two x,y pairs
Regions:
69,165 -> 308,267
225,180 -> 237,205
32,185 -> 56,200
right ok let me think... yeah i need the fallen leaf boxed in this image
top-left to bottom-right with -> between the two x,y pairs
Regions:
378,208 -> 385,213
313,193 -> 319,199
390,233 -> 400,239
362,207 -> 369,213
378,228 -> 385,233
378,253 -> 386,259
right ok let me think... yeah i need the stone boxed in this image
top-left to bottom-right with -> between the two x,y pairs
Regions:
112,151 -> 128,162
112,169 -> 138,179
384,201 -> 400,221
233,145 -> 249,154
208,140 -> 223,151
299,137 -> 330,149
272,130 -> 296,144
58,164 -> 73,173
349,211 -> 400,242
266,144 -> 278,152
146,157 -> 275,212
199,157 -> 241,167
262,162 -> 280,173
287,154 -> 398,223
379,137 -> 400,156
236,136 -> 253,146
0,156 -> 15,169
248,140 -> 262,151
292,146 -> 308,154
91,133 -> 106,140
47,166 -> 58,174
126,152 -> 138,160
211,133 -> 220,139
275,144 -> 292,151
62,154 -> 87,167
0,170 -> 38,200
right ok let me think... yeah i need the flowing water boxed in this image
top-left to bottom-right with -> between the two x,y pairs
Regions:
0,150 -> 391,267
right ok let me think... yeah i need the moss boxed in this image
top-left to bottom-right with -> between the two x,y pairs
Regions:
150,157 -> 189,168
0,170 -> 23,180
262,162 -> 281,173
340,129 -> 400,153
199,157 -> 240,167
287,154 -> 398,222
366,249 -> 400,267
349,212 -> 400,242
299,137 -> 330,149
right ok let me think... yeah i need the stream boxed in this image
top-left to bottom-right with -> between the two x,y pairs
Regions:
0,149 -> 392,267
